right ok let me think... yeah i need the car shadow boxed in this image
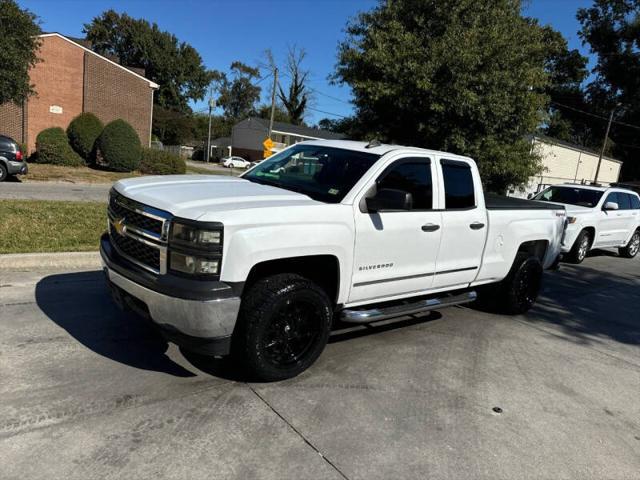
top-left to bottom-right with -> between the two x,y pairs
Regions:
527,260 -> 640,346
35,270 -> 196,377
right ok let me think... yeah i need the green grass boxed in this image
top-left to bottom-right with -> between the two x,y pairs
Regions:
0,200 -> 105,253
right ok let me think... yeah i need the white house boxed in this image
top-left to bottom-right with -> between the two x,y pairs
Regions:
510,135 -> 623,198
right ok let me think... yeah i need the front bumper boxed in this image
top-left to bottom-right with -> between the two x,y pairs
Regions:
100,233 -> 240,355
7,160 -> 28,175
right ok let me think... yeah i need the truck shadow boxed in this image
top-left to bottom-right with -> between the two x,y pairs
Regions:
181,312 -> 444,382
528,260 -> 640,346
35,271 -> 196,377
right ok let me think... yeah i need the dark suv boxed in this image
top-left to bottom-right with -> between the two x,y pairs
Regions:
0,135 -> 27,182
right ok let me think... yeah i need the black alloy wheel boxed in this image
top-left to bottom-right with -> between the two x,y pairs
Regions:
234,273 -> 332,381
502,255 -> 543,314
262,299 -> 323,367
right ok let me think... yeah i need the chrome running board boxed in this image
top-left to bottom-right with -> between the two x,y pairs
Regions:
341,291 -> 477,324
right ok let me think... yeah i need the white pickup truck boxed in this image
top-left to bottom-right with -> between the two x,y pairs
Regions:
533,184 -> 640,263
101,140 -> 566,380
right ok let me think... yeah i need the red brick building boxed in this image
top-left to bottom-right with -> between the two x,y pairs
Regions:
0,33 -> 158,153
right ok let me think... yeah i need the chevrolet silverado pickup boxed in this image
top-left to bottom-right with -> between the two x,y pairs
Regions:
533,184 -> 640,263
101,140 -> 566,380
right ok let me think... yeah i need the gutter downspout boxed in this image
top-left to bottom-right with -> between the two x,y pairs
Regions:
149,89 -> 154,147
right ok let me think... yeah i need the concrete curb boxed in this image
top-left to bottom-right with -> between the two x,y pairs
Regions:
0,251 -> 102,271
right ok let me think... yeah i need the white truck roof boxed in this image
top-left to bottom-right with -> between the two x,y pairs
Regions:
300,139 -> 473,162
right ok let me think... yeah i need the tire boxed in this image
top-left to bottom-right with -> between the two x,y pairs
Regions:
619,230 -> 640,259
566,229 -> 591,264
497,254 -> 543,315
233,273 -> 332,381
0,163 -> 7,182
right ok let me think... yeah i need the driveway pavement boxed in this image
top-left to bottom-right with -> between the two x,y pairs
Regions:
0,181 -> 110,202
1,253 -> 639,479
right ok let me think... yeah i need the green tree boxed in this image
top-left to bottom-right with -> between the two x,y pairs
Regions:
540,26 -> 594,146
83,10 -> 213,112
216,62 -> 262,120
257,104 -> 290,123
277,46 -> 310,125
152,106 -> 196,145
0,0 -> 41,105
334,0 -> 557,192
578,0 -> 640,180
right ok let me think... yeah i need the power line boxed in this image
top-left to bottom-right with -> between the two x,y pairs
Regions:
306,106 -> 349,118
551,101 -> 640,131
279,71 -> 352,105
255,72 -> 273,85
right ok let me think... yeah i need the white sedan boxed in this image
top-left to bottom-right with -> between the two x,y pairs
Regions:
222,156 -> 251,169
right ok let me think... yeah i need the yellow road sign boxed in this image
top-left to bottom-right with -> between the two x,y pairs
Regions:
263,138 -> 274,150
263,150 -> 273,159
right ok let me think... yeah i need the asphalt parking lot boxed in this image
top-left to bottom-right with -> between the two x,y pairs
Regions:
1,253 -> 639,479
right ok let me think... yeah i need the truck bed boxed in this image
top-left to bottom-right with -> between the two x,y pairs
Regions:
484,193 -> 563,210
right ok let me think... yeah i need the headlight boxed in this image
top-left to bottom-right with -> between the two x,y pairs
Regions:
170,222 -> 222,247
170,252 -> 219,275
168,220 -> 223,277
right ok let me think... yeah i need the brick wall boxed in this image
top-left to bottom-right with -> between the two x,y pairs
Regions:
26,35 -> 84,152
0,102 -> 25,143
83,53 -> 152,147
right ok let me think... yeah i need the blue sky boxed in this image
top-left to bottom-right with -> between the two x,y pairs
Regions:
19,0 -> 594,124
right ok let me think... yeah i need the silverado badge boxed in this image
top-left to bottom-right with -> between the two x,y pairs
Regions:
113,217 -> 127,236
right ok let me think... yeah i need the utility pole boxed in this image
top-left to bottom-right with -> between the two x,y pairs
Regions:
268,67 -> 278,139
594,106 -> 616,185
206,89 -> 215,163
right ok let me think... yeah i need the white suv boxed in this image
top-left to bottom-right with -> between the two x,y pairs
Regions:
534,184 -> 640,263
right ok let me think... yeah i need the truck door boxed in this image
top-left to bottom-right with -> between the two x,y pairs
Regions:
349,156 -> 442,304
597,192 -> 631,246
431,158 -> 488,289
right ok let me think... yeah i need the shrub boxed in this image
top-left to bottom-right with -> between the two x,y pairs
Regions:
96,119 -> 141,172
191,148 -> 204,161
139,148 -> 187,175
35,128 -> 84,166
67,113 -> 103,161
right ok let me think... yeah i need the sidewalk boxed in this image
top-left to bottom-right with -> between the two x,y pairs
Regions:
0,181 -> 110,202
0,251 -> 101,271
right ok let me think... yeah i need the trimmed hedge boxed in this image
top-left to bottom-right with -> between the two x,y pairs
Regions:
96,119 -> 141,172
67,113 -> 103,161
35,128 -> 84,167
139,148 -> 187,175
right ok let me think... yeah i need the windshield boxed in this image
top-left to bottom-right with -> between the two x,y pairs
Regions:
243,145 -> 380,203
534,186 -> 604,208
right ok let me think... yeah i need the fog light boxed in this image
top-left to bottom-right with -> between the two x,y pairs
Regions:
170,252 -> 219,275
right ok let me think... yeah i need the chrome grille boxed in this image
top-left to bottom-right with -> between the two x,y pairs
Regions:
110,225 -> 161,270
109,198 -> 163,235
108,189 -> 171,274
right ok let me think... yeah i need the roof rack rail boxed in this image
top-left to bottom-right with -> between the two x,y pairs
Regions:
365,139 -> 381,149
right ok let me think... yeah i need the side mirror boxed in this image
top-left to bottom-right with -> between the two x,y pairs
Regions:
527,193 -> 534,200
366,188 -> 413,213
603,201 -> 619,211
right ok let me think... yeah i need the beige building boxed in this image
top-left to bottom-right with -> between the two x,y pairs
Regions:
510,136 -> 623,198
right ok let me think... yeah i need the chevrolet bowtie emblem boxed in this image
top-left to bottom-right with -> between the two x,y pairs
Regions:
113,217 -> 127,236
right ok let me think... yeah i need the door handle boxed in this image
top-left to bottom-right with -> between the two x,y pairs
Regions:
421,223 -> 440,232
470,222 -> 485,230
